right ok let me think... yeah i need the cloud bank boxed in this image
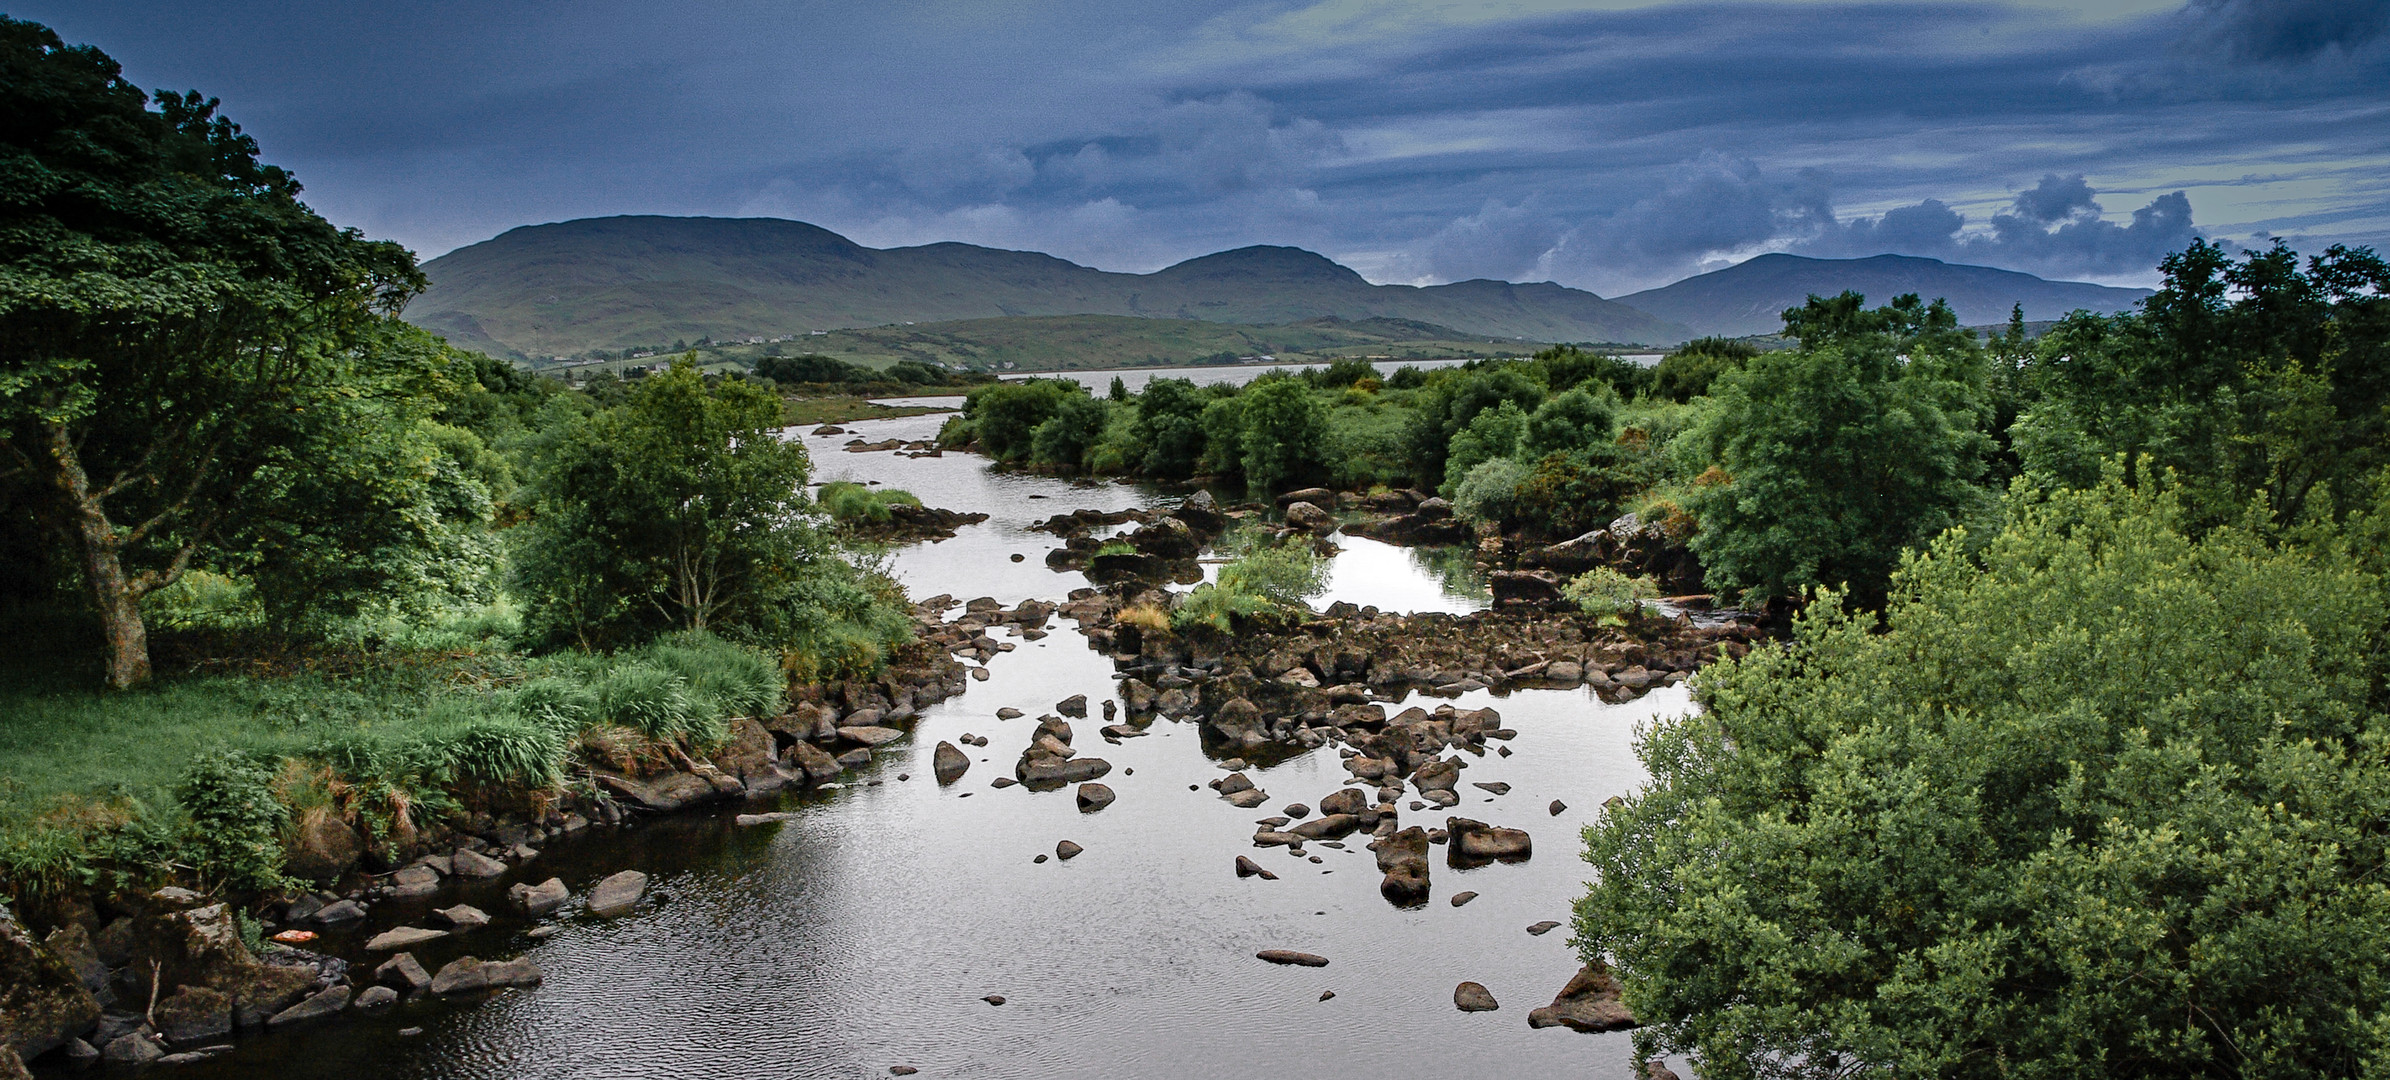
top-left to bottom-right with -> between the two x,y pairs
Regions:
16,0 -> 2386,294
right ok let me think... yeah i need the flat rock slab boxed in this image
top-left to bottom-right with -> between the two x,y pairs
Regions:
450,848 -> 508,878
433,904 -> 490,929
735,812 -> 801,825
588,870 -> 649,916
839,726 -> 907,747
1257,949 -> 1329,967
375,953 -> 432,991
1450,891 -> 1479,907
365,927 -> 448,951
429,956 -> 544,996
1526,920 -> 1563,936
267,985 -> 351,1028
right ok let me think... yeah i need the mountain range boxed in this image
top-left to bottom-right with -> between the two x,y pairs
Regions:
406,216 -> 2157,361
1620,253 -> 2151,338
408,216 -> 1685,358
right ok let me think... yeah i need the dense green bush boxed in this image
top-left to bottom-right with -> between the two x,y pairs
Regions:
1171,540 -> 1326,632
1442,400 -> 1529,494
175,751 -> 292,893
1648,337 -> 1760,402
1238,377 -> 1330,496
1580,475 -> 2390,1079
1132,377 -> 1211,479
1451,457 -> 1528,526
1561,566 -> 1657,622
1029,394 -> 1112,471
1683,339 -> 1992,604
960,378 -> 1087,462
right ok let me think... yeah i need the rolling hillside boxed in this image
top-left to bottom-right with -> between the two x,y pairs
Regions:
1618,253 -> 2152,338
407,216 -> 1690,357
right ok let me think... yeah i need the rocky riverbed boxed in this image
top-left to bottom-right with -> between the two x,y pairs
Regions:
4,412 -> 1719,1079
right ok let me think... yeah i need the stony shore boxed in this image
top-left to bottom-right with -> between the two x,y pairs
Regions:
1,477 -> 1749,1074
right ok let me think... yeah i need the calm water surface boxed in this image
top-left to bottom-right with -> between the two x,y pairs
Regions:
158,418 -> 1690,1080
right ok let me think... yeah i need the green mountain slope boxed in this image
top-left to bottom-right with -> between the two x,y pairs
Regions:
1618,253 -> 2151,338
407,216 -> 1690,357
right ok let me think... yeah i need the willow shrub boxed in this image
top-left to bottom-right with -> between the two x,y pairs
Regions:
1578,474 -> 2390,1079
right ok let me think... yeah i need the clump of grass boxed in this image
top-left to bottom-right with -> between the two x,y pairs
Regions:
1093,540 -> 1138,558
1116,603 -> 1170,633
817,481 -> 923,525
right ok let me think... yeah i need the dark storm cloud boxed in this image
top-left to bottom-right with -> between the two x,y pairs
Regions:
12,0 -> 2385,293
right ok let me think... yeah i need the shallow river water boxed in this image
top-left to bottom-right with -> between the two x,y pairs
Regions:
158,413 -> 1691,1080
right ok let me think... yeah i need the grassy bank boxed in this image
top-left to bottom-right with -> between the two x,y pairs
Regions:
0,610 -> 791,902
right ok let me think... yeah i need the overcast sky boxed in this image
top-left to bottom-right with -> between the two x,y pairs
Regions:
18,0 -> 2387,295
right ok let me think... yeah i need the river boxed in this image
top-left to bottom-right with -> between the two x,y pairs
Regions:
161,411 -> 1690,1080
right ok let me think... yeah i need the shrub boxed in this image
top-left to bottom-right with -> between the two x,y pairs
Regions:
1238,378 -> 1329,496
1442,401 -> 1528,494
175,750 -> 292,893
1562,567 -> 1658,623
1578,475 -> 2390,1078
962,379 -> 1086,462
1171,541 -> 1325,632
1451,457 -> 1529,527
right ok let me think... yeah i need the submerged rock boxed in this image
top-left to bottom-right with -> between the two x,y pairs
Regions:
1256,949 -> 1329,967
588,871 -> 649,917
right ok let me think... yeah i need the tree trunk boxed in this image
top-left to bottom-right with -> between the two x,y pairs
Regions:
42,422 -> 154,689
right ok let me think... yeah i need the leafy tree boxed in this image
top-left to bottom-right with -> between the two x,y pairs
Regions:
1535,344 -> 1651,398
1028,394 -> 1109,472
1649,337 -> 1760,402
1132,377 -> 1209,479
1198,394 -> 1247,479
1684,322 -> 1992,604
0,19 -> 425,686
513,359 -> 821,647
1580,474 -> 2390,1079
1403,364 -> 1544,485
1442,400 -> 1528,494
1304,357 -> 1380,389
753,353 -> 867,384
1519,384 -> 1621,460
1237,377 -> 1328,496
959,378 -> 1083,462
2015,240 -> 2389,528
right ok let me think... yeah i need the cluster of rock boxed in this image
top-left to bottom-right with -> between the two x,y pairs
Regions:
839,436 -> 936,454
1036,492 -> 1230,584
839,502 -> 990,542
1340,489 -> 1473,546
1090,606 -> 1755,749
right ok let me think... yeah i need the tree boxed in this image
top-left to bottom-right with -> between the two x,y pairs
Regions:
959,378 -> 1082,462
1684,328 -> 1991,604
1132,377 -> 1208,479
754,353 -> 866,384
1649,337 -> 1759,402
1579,474 -> 2390,1079
1029,394 -> 1108,472
513,359 -> 818,647
0,19 -> 425,686
1237,377 -> 1327,496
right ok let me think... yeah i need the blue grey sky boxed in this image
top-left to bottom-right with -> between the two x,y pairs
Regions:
18,0 -> 2387,294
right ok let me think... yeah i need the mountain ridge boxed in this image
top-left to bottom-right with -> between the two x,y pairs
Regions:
408,216 -> 1689,357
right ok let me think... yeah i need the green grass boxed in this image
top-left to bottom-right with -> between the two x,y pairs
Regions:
817,482 -> 924,525
0,609 -> 786,900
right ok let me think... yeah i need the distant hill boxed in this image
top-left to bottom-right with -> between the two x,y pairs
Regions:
792,313 -> 1527,372
1617,253 -> 2153,339
409,216 -> 1690,358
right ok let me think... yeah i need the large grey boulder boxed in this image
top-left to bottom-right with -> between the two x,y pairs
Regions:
365,927 -> 448,952
588,871 -> 649,917
1283,501 -> 1336,535
932,741 -> 971,784
1446,817 -> 1533,865
429,956 -> 543,996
